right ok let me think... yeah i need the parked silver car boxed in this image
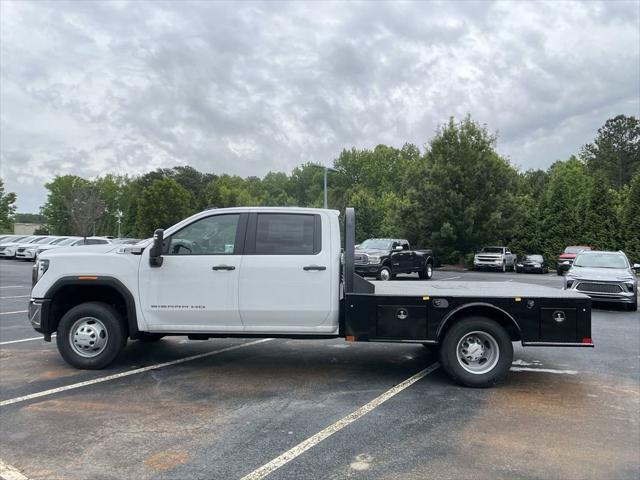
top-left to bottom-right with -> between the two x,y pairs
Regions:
564,251 -> 639,311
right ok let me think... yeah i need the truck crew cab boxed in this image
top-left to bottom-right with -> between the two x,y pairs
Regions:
354,238 -> 434,280
30,207 -> 593,388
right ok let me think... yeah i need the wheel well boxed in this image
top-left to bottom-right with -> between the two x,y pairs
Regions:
49,285 -> 130,336
438,305 -> 521,342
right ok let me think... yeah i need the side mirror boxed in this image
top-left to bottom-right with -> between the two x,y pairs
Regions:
633,263 -> 640,270
149,229 -> 164,267
562,261 -> 571,265
393,245 -> 403,251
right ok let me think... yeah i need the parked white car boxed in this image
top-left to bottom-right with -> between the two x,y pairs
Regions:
35,236 -> 112,258
16,237 -> 66,261
0,236 -> 47,259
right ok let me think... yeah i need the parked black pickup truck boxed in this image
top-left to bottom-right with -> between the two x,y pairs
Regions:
354,238 -> 434,280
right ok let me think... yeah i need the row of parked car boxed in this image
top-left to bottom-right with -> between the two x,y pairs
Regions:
472,244 -> 638,311
0,234 -> 141,261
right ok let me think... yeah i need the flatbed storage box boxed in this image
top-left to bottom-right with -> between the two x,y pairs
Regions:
344,281 -> 592,345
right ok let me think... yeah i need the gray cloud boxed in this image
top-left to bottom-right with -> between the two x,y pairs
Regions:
1,0 -> 638,211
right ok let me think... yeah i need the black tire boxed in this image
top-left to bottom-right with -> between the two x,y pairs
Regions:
137,333 -> 165,342
377,266 -> 392,281
501,262 -> 506,273
627,298 -> 638,312
438,317 -> 513,388
419,262 -> 433,280
56,302 -> 127,369
556,269 -> 564,276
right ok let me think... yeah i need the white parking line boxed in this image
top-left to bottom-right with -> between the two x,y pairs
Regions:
0,310 -> 27,316
0,335 -> 55,346
0,338 -> 272,407
510,366 -> 578,375
240,362 -> 440,480
0,459 -> 29,480
0,296 -> 29,299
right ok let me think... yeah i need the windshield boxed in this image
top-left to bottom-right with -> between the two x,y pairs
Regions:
481,247 -> 503,253
56,237 -> 79,246
48,237 -> 69,245
525,255 -> 543,262
565,246 -> 589,254
2,236 -> 30,244
26,237 -> 46,244
573,253 -> 628,269
33,237 -> 55,244
359,239 -> 393,250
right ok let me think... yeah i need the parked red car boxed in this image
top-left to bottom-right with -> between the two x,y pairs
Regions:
557,246 -> 591,275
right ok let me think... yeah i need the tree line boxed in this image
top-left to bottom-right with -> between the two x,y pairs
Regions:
2,114 -> 638,265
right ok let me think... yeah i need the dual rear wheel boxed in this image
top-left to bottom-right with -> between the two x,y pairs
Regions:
437,317 -> 513,387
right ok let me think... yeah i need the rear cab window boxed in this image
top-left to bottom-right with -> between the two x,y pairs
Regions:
248,213 -> 321,255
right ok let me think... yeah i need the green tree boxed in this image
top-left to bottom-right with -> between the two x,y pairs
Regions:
402,116 -> 519,263
621,172 -> 640,262
581,115 -> 640,190
41,175 -> 91,235
136,178 -> 195,236
539,157 -> 592,260
0,179 -> 17,233
582,172 -> 621,250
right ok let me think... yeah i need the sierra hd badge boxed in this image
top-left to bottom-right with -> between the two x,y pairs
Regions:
553,311 -> 566,323
396,308 -> 409,320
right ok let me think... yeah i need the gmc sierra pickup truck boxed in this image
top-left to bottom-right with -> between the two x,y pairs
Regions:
29,207 -> 593,388
354,238 -> 434,280
474,246 -> 517,272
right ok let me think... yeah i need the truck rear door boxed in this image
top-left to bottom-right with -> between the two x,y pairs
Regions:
238,212 -> 333,331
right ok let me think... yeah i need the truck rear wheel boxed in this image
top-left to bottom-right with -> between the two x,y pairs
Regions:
438,317 -> 513,388
56,302 -> 127,369
419,262 -> 433,280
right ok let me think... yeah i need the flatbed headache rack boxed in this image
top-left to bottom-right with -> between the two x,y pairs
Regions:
341,208 -> 593,347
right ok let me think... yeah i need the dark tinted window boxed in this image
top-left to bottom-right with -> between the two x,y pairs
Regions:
167,214 -> 240,255
86,239 -> 109,245
255,214 -> 318,255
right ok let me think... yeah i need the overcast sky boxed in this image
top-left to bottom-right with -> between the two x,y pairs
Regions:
1,1 -> 638,212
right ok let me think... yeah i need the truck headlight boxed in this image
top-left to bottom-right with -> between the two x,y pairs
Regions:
533,263 -> 541,267
32,259 -> 50,286
625,282 -> 635,293
368,256 -> 382,265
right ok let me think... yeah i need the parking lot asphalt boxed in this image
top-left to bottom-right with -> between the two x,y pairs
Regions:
1,259 -> 638,480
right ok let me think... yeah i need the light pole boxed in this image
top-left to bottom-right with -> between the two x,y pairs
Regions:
310,164 -> 338,209
115,210 -> 123,238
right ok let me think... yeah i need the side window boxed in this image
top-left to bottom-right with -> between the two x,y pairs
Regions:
86,239 -> 108,245
167,214 -> 240,255
402,241 -> 410,251
254,214 -> 319,255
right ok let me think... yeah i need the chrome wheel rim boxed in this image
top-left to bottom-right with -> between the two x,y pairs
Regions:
69,317 -> 108,358
456,331 -> 500,375
427,264 -> 433,278
380,268 -> 391,281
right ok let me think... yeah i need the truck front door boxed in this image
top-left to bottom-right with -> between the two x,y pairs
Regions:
238,212 -> 333,332
139,213 -> 246,331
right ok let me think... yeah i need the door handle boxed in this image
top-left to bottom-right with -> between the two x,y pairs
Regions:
212,265 -> 235,271
303,265 -> 327,271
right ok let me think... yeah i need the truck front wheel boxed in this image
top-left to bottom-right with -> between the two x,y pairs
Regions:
56,302 -> 127,369
377,266 -> 392,281
438,317 -> 513,387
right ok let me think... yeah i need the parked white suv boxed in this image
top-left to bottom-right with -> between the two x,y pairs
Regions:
474,246 -> 517,272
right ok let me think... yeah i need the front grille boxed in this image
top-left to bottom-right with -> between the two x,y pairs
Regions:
477,256 -> 500,261
354,253 -> 368,264
17,248 -> 26,253
0,246 -> 5,251
576,282 -> 623,294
